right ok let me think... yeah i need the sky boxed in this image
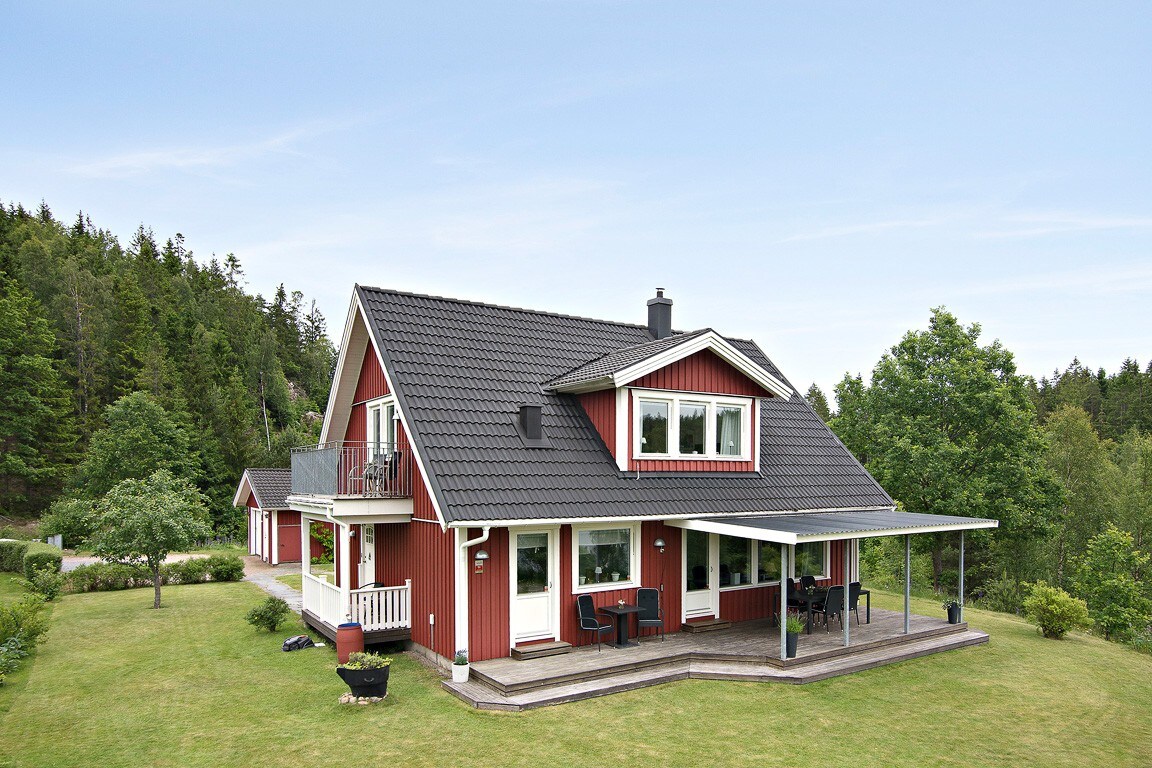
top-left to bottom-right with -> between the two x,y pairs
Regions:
3,2 -> 1150,398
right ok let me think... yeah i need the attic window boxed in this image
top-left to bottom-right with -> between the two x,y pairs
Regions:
634,389 -> 751,461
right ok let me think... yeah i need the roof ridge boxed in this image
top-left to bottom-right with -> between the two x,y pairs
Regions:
358,285 -> 655,332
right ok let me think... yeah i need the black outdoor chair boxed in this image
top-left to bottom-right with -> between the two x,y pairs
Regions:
848,581 -> 863,625
775,577 -> 807,626
799,575 -> 818,592
812,585 -> 846,632
636,587 -> 665,641
576,594 -> 613,651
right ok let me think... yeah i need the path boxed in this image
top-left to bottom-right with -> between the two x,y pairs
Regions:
60,552 -> 202,572
241,556 -> 303,612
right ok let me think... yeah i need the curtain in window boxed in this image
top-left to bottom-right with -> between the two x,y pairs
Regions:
716,406 -> 742,456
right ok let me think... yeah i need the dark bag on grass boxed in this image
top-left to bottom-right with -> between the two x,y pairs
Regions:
282,634 -> 315,652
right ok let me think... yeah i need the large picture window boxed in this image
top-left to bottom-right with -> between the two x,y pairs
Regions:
573,524 -> 639,592
633,390 -> 752,461
718,535 -> 752,586
795,542 -> 826,577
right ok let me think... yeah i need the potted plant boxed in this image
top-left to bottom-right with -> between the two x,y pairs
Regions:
452,649 -> 470,683
336,651 -> 392,697
942,597 -> 962,624
785,613 -> 804,658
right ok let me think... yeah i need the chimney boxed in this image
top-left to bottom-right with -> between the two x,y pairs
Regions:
647,288 -> 673,340
518,404 -> 543,441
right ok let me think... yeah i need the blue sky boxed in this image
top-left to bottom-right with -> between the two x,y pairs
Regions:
4,2 -> 1150,397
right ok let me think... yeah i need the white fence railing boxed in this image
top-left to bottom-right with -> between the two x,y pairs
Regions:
303,574 -> 412,632
303,573 -> 345,627
351,579 -> 412,631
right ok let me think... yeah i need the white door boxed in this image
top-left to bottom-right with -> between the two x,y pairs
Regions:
261,512 -> 270,560
683,529 -> 719,620
249,511 -> 259,555
359,524 -> 376,586
510,529 -> 558,643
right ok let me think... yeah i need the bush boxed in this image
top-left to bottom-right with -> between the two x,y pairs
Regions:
205,554 -> 245,582
165,558 -> 211,585
23,550 -> 62,581
0,636 -> 31,685
0,595 -> 49,648
39,498 -> 96,548
66,561 -> 153,593
973,573 -> 1026,614
24,567 -> 66,601
246,597 -> 292,632
0,540 -> 29,572
1023,581 -> 1091,639
340,651 -> 392,670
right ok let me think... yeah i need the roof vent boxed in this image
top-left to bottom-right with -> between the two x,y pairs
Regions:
647,288 -> 673,340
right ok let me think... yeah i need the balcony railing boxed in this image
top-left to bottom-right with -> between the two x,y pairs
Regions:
291,441 -> 413,498
302,574 -> 412,632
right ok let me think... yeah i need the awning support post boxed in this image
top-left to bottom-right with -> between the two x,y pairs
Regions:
959,530 -> 965,623
842,538 -> 850,647
903,534 -> 911,634
779,544 -> 788,662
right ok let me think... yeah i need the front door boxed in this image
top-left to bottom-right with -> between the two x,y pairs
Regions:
683,529 -> 719,620
510,529 -> 557,643
359,524 -> 376,586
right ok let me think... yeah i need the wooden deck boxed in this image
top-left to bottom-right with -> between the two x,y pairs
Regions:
443,608 -> 988,711
301,609 -> 411,644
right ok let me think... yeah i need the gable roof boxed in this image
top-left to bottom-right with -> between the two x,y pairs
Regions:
233,468 -> 292,510
355,286 -> 893,525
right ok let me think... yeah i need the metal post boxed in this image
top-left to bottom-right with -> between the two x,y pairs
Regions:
843,539 -> 850,647
779,543 -> 788,662
904,534 -> 911,634
959,530 -> 965,623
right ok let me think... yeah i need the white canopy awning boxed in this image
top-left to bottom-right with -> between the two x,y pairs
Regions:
666,510 -> 998,545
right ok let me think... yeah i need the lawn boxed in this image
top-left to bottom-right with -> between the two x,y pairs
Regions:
1,584 -> 1151,768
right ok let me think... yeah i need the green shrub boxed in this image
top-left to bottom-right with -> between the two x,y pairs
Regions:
0,540 -> 29,572
0,636 -> 31,685
66,561 -> 153,592
340,651 -> 392,670
205,554 -> 244,582
0,595 -> 49,648
23,550 -> 63,581
974,573 -> 1026,614
1023,581 -> 1092,639
24,567 -> 67,601
165,558 -> 211,585
39,498 -> 96,548
246,597 -> 292,632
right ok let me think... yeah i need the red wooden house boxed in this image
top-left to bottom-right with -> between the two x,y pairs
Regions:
234,468 -> 301,565
283,287 -> 996,665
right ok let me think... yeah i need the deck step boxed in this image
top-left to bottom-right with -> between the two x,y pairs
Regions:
444,664 -> 691,711
511,641 -> 573,661
681,619 -> 732,633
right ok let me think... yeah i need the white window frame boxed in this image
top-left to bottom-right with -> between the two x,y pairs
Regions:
716,536 -> 789,592
365,397 -> 397,461
632,389 -> 753,461
571,522 -> 641,594
791,540 -> 831,581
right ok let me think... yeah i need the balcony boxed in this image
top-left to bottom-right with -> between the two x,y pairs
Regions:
290,441 -> 414,498
302,575 -> 412,642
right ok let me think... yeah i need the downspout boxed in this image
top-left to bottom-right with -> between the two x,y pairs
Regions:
454,526 -> 491,663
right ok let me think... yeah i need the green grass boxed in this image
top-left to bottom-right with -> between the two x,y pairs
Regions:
275,573 -> 302,591
0,573 -> 27,605
1,586 -> 1151,768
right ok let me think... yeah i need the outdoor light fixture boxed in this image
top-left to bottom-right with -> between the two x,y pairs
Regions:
653,537 -> 666,554
474,549 -> 489,574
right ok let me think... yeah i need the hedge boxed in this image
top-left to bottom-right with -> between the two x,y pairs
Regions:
0,541 -> 29,573
66,555 -> 245,593
23,551 -> 63,581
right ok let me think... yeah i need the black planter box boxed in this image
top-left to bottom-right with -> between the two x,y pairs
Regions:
337,665 -> 391,697
947,605 -> 962,624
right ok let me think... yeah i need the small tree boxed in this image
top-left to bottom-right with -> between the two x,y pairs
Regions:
1073,525 -> 1152,641
1023,581 -> 1091,639
91,470 -> 211,609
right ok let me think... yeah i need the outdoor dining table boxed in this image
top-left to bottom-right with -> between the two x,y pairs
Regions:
788,587 -> 873,633
598,604 -> 643,648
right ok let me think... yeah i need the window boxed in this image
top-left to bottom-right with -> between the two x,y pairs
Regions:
795,542 -> 826,577
573,524 -> 639,591
365,399 -> 397,461
633,390 -> 752,461
757,541 -> 782,583
718,535 -> 752,586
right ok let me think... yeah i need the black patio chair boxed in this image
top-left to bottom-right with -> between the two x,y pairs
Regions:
799,575 -> 817,592
775,577 -> 807,626
812,585 -> 845,632
576,594 -> 613,651
636,587 -> 665,641
848,581 -> 863,625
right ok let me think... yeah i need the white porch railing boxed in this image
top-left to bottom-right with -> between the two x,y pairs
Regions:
303,574 -> 412,632
351,579 -> 412,631
303,573 -> 345,628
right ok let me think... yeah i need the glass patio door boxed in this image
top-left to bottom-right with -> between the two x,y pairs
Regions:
683,530 -> 718,619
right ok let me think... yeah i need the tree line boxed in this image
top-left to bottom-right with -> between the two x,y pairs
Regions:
805,309 -> 1152,644
0,200 -> 334,532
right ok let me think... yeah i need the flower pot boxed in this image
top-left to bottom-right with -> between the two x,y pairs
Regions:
579,576 -> 587,585
786,632 -> 798,658
452,663 -> 470,683
732,573 -> 742,586
947,604 -> 962,624
336,665 -> 390,698
611,572 -> 620,581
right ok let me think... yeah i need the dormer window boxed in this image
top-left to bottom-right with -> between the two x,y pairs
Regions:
633,389 -> 752,461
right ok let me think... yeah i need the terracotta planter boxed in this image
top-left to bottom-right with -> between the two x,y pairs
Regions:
336,665 -> 390,697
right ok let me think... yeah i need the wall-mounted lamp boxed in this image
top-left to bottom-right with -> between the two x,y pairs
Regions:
474,549 -> 490,574
348,527 -> 356,539
653,537 -> 666,554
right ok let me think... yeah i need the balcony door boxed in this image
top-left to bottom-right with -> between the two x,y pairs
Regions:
358,524 -> 376,586
683,529 -> 719,620
510,528 -> 558,644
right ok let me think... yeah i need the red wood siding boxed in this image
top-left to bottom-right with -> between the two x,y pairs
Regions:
577,390 -> 615,457
717,539 -> 848,622
354,344 -> 389,402
631,349 -> 770,396
277,510 -> 302,563
467,527 -> 510,661
628,398 -> 758,472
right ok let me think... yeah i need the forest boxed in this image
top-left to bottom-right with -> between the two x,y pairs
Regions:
0,200 -> 334,534
805,310 -> 1152,644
